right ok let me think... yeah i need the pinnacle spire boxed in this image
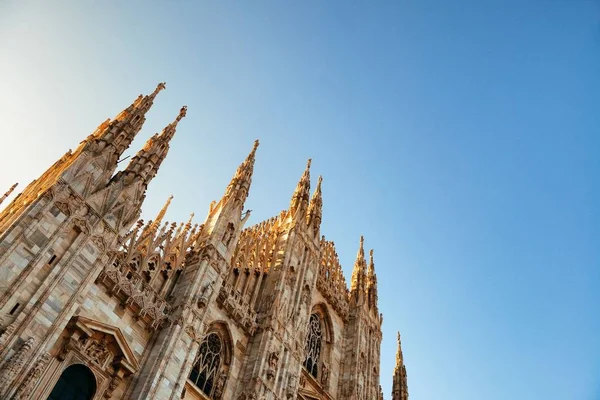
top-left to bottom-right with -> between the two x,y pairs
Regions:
223,140 -> 259,205
350,235 -> 367,295
367,248 -> 379,310
306,175 -> 323,231
117,106 -> 187,187
131,82 -> 166,111
0,183 -> 18,206
392,331 -> 409,400
158,106 -> 187,142
289,158 -> 312,219
91,83 -> 167,157
395,331 -> 403,369
149,195 -> 173,232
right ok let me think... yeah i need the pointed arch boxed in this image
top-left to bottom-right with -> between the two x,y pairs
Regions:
188,321 -> 233,399
303,303 -> 335,389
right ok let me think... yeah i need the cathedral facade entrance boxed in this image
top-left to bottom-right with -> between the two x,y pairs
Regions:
46,364 -> 96,400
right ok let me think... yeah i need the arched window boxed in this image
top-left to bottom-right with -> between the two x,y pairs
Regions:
304,313 -> 322,378
46,364 -> 96,400
189,333 -> 224,398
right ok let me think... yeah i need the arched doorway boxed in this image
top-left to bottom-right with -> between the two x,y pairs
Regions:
46,364 -> 96,400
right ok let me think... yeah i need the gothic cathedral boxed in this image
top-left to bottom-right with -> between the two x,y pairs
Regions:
0,84 -> 409,400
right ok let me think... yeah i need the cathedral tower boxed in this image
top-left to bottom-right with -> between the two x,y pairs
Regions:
392,332 -> 409,400
337,237 -> 384,399
0,85 -> 185,399
0,87 -> 407,400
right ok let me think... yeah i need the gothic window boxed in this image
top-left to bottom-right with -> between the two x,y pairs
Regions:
189,333 -> 224,398
46,364 -> 96,400
304,313 -> 322,378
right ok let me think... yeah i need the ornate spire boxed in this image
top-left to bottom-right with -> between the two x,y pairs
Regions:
350,235 -> 367,297
149,195 -> 173,232
306,175 -> 323,232
367,248 -> 379,310
392,331 -> 409,400
289,159 -> 312,219
223,140 -> 259,205
91,82 -> 167,156
0,183 -> 18,206
157,105 -> 187,142
117,106 -> 187,187
395,332 -> 403,368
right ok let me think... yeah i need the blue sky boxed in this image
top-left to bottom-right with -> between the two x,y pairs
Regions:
1,1 -> 599,399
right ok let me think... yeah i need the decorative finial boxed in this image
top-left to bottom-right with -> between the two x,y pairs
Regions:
253,139 -> 259,151
370,249 -> 374,262
177,105 -> 187,122
307,158 -> 312,168
360,235 -> 364,245
154,82 -> 166,95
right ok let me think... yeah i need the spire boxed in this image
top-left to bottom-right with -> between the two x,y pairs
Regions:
306,175 -> 323,232
392,331 -> 409,400
350,235 -> 367,298
149,195 -> 173,232
395,332 -> 403,369
222,140 -> 259,205
116,106 -> 187,187
0,183 -> 18,206
155,104 -> 187,142
289,159 -> 312,219
90,82 -> 167,157
367,248 -> 379,310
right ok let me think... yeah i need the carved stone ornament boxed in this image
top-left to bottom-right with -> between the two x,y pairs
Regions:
60,316 -> 140,378
184,325 -> 197,340
54,201 -> 71,216
265,350 -> 279,381
321,362 -> 329,385
90,235 -> 106,252
71,217 -> 89,234
213,370 -> 227,399
13,352 -> 51,400
286,373 -> 298,399
83,337 -> 112,367
104,375 -> 123,399
200,244 -> 216,263
0,337 -> 35,394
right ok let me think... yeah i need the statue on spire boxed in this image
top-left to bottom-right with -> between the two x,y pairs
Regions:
177,105 -> 187,121
153,82 -> 167,96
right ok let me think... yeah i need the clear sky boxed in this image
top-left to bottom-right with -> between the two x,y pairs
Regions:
1,1 -> 599,399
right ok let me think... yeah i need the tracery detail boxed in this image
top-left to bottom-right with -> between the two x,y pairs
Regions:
189,333 -> 224,398
304,313 -> 322,378
317,238 -> 350,320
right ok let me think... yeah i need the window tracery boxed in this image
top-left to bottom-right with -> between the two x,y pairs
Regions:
189,333 -> 225,398
304,313 -> 322,378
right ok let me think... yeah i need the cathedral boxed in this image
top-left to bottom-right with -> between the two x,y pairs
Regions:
0,83 -> 409,400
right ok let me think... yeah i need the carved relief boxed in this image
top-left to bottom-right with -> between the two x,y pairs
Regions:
197,281 -> 215,308
0,337 -> 35,394
13,352 -> 51,400
83,337 -> 112,367
265,349 -> 279,381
